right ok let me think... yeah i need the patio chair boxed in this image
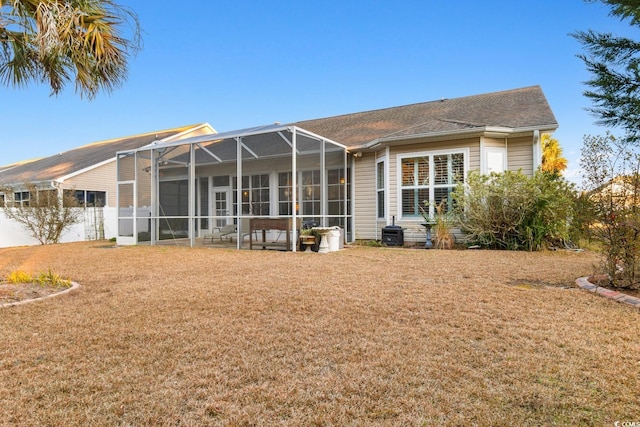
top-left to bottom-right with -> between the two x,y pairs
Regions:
203,224 -> 237,244
228,220 -> 254,243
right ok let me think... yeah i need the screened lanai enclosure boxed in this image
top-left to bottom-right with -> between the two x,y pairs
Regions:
116,124 -> 351,250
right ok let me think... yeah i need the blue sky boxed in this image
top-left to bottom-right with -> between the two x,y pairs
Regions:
2,0 -> 637,184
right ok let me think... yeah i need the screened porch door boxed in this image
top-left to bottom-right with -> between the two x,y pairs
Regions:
213,188 -> 230,227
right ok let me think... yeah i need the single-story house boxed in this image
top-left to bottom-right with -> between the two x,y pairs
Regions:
115,85 -> 557,248
0,124 -> 216,246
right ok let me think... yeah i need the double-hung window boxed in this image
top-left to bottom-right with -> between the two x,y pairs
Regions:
376,160 -> 386,219
400,150 -> 466,218
13,191 -> 31,207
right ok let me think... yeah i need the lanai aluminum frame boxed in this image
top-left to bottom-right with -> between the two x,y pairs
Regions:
115,124 -> 350,250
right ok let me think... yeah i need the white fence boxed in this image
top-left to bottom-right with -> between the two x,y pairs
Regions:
0,207 -> 118,248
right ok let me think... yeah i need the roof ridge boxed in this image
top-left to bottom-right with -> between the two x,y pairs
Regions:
374,117 -> 486,141
436,117 -> 488,127
295,86 -> 542,124
68,124 -> 206,152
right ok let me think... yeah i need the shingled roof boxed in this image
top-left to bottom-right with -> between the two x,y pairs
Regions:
293,86 -> 557,148
0,124 -> 210,187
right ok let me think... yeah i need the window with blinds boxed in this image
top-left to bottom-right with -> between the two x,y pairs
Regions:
400,151 -> 465,218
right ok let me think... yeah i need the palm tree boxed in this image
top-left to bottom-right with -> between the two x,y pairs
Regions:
0,0 -> 141,99
541,133 -> 568,174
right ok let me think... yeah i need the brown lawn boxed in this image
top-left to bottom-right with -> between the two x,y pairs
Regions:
0,241 -> 638,426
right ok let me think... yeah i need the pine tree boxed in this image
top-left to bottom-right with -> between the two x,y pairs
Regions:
574,0 -> 640,141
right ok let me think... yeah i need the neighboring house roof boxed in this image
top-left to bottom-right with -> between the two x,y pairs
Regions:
0,158 -> 40,174
0,124 -> 214,187
591,175 -> 640,199
292,86 -> 558,148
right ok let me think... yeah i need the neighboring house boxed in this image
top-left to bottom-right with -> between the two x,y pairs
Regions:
590,175 -> 640,209
115,86 -> 557,247
0,123 -> 216,247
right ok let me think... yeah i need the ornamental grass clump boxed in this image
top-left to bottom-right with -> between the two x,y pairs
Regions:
5,269 -> 70,288
424,200 -> 455,249
35,269 -> 71,288
6,270 -> 32,284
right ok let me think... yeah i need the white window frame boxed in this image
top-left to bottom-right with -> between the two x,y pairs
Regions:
397,148 -> 469,220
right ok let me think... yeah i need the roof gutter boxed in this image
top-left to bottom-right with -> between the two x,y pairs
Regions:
0,180 -> 55,191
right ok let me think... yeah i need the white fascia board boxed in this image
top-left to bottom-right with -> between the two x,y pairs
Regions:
162,123 -> 217,143
503,124 -> 559,137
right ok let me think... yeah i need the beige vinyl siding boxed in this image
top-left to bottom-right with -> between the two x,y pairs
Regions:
390,137 -> 481,171
353,152 -> 377,240
347,138 -> 482,243
507,136 -> 534,175
483,137 -> 507,148
64,161 -> 116,207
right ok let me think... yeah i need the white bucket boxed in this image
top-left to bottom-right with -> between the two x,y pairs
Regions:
328,227 -> 342,252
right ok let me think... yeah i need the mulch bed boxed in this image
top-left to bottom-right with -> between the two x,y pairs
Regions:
0,282 -> 68,305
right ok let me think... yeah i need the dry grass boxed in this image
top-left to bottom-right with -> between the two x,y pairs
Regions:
0,242 -> 638,426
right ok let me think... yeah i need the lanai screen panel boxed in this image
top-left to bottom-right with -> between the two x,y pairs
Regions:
194,138 -> 236,165
242,132 -> 293,159
156,142 -> 192,241
117,152 -> 136,237
325,142 -> 349,229
136,152 -> 152,242
197,139 -> 237,235
296,131 -> 323,225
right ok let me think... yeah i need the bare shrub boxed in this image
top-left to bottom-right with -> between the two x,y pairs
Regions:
452,171 -> 580,251
1,184 -> 81,244
581,133 -> 640,289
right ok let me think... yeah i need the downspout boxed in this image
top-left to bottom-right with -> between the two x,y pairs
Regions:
504,137 -> 508,171
533,130 -> 541,170
479,135 -> 485,174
